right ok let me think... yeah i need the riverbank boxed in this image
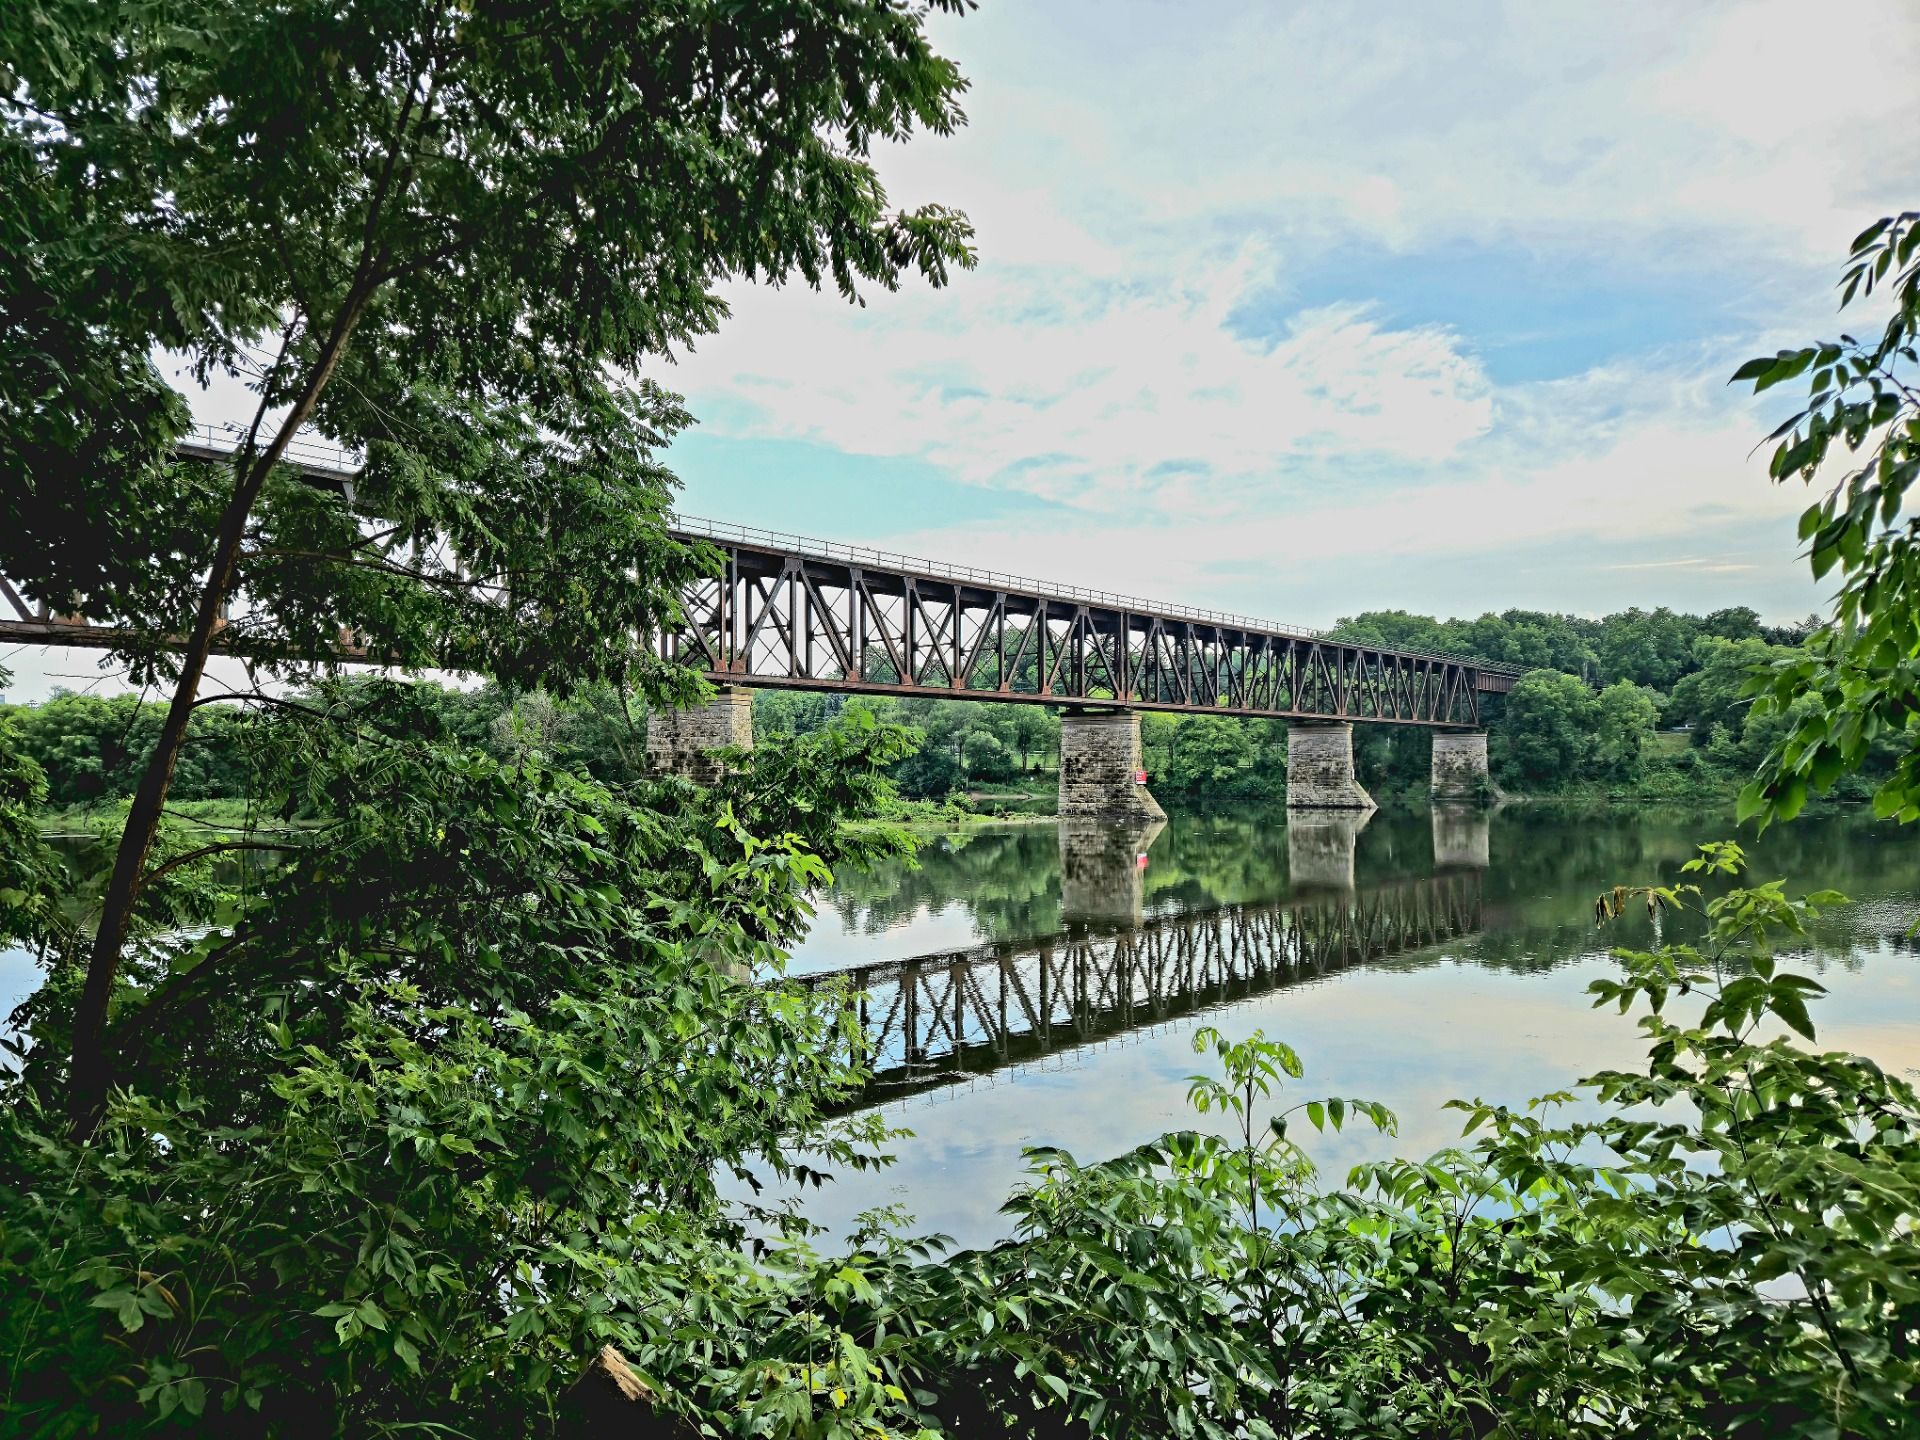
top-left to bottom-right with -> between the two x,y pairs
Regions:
38,797 -> 264,838
851,796 -> 1057,834
37,798 -> 332,841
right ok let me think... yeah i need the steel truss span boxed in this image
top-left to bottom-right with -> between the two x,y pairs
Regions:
0,431 -> 1519,722
799,871 -> 1483,1106
661,531 -> 1515,726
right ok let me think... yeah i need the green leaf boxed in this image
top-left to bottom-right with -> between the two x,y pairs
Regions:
1755,350 -> 1817,393
1850,217 -> 1893,252
89,1289 -> 144,1333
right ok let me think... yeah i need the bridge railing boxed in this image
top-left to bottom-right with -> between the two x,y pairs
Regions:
176,420 -> 362,476
664,511 -> 1331,644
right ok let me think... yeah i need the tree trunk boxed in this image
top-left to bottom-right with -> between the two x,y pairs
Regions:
67,294 -> 371,1132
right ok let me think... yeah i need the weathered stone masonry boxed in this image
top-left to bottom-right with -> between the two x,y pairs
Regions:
1285,722 -> 1375,810
1430,730 -> 1499,803
1058,709 -> 1167,823
645,687 -> 754,783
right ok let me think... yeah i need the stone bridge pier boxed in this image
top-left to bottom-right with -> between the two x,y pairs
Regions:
1286,723 -> 1375,811
1058,708 -> 1167,824
645,686 -> 754,782
1287,809 -> 1373,892
1430,730 -> 1500,803
1058,817 -> 1168,926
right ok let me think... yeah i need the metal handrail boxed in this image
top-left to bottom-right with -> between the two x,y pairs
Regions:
179,420 -> 361,474
664,512 -> 1329,642
170,424 -> 1524,676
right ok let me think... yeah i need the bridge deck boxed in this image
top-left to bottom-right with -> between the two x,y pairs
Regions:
3,431 -> 1519,725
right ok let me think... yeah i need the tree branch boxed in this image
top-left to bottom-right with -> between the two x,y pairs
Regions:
141,840 -> 301,890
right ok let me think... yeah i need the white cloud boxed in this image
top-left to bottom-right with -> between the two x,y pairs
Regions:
679,249 -> 1494,517
778,357 -> 1817,627
660,0 -> 1914,619
890,0 -> 1920,265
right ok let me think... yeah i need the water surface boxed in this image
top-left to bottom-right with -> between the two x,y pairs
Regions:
779,806 -> 1920,1248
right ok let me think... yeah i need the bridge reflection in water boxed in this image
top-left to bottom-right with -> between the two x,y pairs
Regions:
799,851 -> 1484,1107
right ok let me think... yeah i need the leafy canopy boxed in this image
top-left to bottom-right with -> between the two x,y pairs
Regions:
1734,212 -> 1920,824
0,0 -> 979,1118
2,0 -> 975,689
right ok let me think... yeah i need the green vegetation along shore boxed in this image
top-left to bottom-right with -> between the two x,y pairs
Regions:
7,605 -> 1894,828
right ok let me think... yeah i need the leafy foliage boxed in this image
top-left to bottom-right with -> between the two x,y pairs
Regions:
3,0 -> 976,688
0,667 -> 61,951
801,847 -> 1920,1439
2,689 -> 932,1436
0,0 -> 979,1118
1734,212 -> 1920,825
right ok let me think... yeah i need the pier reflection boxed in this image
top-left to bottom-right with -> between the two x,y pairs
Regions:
1058,818 -> 1167,925
1286,810 -> 1373,891
1431,803 -> 1492,871
802,865 -> 1484,1106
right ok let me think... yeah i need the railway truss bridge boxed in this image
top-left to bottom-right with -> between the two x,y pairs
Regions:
0,429 -> 1522,815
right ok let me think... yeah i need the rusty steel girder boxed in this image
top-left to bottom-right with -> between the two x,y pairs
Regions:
659,529 -> 1513,726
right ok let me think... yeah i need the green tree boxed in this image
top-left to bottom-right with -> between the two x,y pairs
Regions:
1666,637 -> 1784,741
1457,610 -> 1597,675
0,1 -> 980,1431
1351,722 -> 1428,799
1495,670 -> 1598,791
960,727 -> 1015,783
1593,606 -> 1698,689
0,669 -> 60,948
894,737 -> 965,799
1734,211 -> 1920,824
1003,705 -> 1058,773
7,694 -> 256,807
0,0 -> 975,1119
1702,604 -> 1763,641
1591,680 -> 1659,781
3,695 -> 930,1437
1327,609 -> 1453,653
1163,715 -> 1256,795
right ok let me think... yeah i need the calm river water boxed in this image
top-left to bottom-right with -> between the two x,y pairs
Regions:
7,808 -> 1916,1251
770,806 -> 1920,1249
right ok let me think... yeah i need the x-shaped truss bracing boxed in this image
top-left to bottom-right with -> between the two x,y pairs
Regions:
660,537 -> 1514,726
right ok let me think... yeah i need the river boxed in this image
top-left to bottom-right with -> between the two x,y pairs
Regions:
773,805 -> 1920,1249
8,806 -> 1917,1252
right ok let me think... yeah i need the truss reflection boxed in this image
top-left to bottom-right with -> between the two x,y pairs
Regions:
800,869 -> 1484,1106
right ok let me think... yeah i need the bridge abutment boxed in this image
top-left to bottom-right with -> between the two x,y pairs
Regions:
1285,723 -> 1375,811
1430,730 -> 1499,803
1058,709 -> 1167,823
645,686 -> 754,782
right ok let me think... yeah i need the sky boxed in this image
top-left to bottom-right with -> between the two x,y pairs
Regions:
655,0 -> 1920,629
8,0 -> 1919,702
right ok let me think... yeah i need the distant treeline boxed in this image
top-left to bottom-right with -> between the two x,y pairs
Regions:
761,603 -> 1883,807
4,603 -> 1897,814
